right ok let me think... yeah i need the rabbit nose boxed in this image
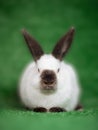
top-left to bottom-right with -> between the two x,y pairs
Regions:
41,70 -> 56,84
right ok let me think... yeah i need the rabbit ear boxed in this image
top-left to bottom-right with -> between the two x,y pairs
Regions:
22,29 -> 44,61
52,27 -> 75,60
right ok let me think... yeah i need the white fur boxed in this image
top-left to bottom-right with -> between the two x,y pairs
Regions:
19,54 -> 80,111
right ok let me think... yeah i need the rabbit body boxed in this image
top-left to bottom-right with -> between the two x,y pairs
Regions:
19,54 -> 80,111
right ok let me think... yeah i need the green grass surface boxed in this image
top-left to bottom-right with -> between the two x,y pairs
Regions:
0,0 -> 98,130
0,109 -> 98,130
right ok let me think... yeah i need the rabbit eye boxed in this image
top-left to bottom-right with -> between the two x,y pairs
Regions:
38,68 -> 40,72
57,68 -> 60,73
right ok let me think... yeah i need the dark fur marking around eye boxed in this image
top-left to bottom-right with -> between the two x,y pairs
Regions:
57,68 -> 60,73
38,68 -> 40,72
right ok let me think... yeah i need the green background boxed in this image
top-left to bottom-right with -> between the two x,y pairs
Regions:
0,0 -> 98,130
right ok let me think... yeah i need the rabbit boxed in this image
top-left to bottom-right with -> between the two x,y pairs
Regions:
19,27 -> 82,112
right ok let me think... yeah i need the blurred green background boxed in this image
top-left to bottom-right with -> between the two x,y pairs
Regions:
0,0 -> 98,130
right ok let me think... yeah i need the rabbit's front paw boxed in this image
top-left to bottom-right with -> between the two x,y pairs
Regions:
33,107 -> 47,112
49,107 -> 66,112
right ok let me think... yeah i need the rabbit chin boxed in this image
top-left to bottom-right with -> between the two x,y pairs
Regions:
40,84 -> 57,94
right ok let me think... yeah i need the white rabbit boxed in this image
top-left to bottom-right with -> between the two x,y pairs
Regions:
19,27 -> 82,112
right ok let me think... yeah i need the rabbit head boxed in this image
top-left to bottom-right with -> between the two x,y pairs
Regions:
22,27 -> 75,92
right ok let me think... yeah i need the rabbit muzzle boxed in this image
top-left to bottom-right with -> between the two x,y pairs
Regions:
40,70 -> 57,91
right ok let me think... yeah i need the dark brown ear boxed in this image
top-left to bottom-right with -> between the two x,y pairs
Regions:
52,27 -> 75,60
22,29 -> 44,61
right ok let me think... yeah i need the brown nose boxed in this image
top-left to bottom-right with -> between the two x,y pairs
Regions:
41,70 -> 56,84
